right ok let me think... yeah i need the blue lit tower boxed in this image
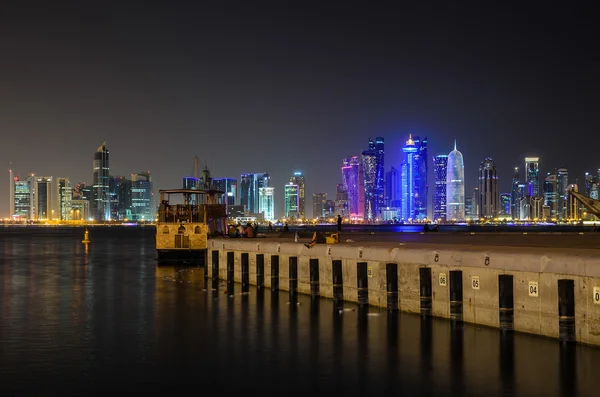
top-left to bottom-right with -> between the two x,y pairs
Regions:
525,157 -> 540,197
511,167 -> 519,220
446,140 -> 465,221
433,154 -> 448,221
289,172 -> 305,219
92,142 -> 110,221
544,172 -> 558,217
400,134 -> 428,220
374,137 -> 385,214
240,173 -> 270,214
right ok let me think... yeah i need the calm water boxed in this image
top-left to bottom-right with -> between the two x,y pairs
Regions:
0,226 -> 598,396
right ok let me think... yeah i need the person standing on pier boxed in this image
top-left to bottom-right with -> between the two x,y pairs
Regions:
337,215 -> 342,232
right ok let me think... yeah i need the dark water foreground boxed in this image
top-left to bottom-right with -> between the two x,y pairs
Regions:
0,227 -> 598,396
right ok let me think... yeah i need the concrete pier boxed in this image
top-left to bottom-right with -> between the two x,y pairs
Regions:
206,235 -> 600,346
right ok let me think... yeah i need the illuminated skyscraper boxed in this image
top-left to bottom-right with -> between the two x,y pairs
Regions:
556,168 -> 568,219
131,172 -> 153,221
92,143 -> 110,221
511,167 -> 520,219
341,156 -> 364,220
289,172 -> 305,219
433,154 -> 448,221
446,140 -> 465,221
56,177 -> 72,220
240,173 -> 270,214
543,172 -> 558,218
259,187 -> 275,221
478,158 -> 498,219
33,176 -> 55,220
335,183 -> 349,218
525,157 -> 540,197
401,134 -> 428,220
10,173 -> 33,220
385,166 -> 400,207
361,137 -> 384,222
213,178 -> 237,206
284,183 -> 299,218
500,193 -> 511,216
312,193 -> 327,218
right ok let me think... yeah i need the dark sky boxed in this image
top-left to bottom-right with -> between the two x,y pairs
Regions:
1,2 -> 599,218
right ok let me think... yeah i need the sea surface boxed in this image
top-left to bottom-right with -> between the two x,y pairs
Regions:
0,226 -> 598,396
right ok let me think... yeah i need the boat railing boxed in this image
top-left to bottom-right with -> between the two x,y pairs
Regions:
157,203 -> 227,224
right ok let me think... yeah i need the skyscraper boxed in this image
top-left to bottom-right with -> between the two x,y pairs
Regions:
10,173 -> 33,220
33,176 -> 54,220
9,169 -> 14,218
56,177 -> 72,220
543,172 -> 558,218
284,183 -> 299,218
240,173 -> 270,214
335,183 -> 349,218
446,140 -> 465,221
341,156 -> 364,220
131,172 -> 153,221
433,154 -> 448,221
511,167 -> 520,220
385,166 -> 400,207
401,134 -> 428,220
525,157 -> 540,197
312,192 -> 327,219
478,158 -> 498,219
556,168 -> 569,219
289,172 -> 305,219
258,187 -> 275,221
92,143 -> 110,221
362,137 -> 385,221
213,178 -> 237,206
499,193 -> 511,216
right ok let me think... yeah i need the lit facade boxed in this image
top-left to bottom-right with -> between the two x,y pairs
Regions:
556,168 -> 568,219
478,158 -> 498,219
33,176 -> 55,220
284,183 -> 299,219
511,167 -> 519,219
213,178 -> 237,206
525,157 -> 540,197
11,174 -> 33,220
334,183 -> 349,218
258,187 -> 275,221
92,143 -> 110,221
240,173 -> 270,214
361,137 -> 384,222
385,166 -> 400,207
56,177 -> 72,220
401,134 -> 428,220
499,193 -> 511,216
543,172 -> 558,218
433,154 -> 448,221
110,176 -> 132,220
289,172 -> 305,219
131,172 -> 153,221
341,156 -> 364,220
446,141 -> 465,221
312,192 -> 327,218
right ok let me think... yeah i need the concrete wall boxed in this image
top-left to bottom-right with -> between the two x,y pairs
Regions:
206,239 -> 600,346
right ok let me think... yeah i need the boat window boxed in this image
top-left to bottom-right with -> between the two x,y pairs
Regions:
162,226 -> 169,234
194,226 -> 201,234
178,225 -> 186,234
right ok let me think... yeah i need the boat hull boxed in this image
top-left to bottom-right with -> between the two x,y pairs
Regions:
157,249 -> 207,265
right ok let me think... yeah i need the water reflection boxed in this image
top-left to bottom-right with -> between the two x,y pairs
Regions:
1,227 -> 600,396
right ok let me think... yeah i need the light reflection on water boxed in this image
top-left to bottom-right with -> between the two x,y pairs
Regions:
0,226 -> 598,396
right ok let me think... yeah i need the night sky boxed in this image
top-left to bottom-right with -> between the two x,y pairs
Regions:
1,2 -> 599,218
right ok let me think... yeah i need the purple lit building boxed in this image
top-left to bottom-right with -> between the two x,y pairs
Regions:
342,156 -> 364,221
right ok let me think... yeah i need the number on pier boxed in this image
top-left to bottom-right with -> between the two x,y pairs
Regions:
472,276 -> 480,290
367,266 -> 373,278
528,281 -> 538,297
439,273 -> 447,286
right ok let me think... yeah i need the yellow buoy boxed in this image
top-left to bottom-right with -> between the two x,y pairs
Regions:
82,229 -> 91,243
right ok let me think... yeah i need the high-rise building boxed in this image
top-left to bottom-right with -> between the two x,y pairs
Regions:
183,176 -> 199,190
566,184 -> 579,220
556,168 -> 569,219
471,188 -> 480,219
525,157 -> 540,197
258,187 -> 275,221
385,166 -> 400,207
131,172 -> 153,221
110,176 -> 132,220
511,167 -> 520,220
433,154 -> 448,221
401,134 -> 428,220
323,200 -> 335,218
543,172 -> 558,218
213,178 -> 237,206
478,158 -> 498,219
361,137 -> 385,222
284,183 -> 299,218
446,141 -> 465,221
585,172 -> 597,197
289,172 -> 305,219
499,193 -> 511,216
464,196 -> 473,220
9,169 -> 15,218
335,183 -> 349,218
56,177 -> 72,220
33,176 -> 55,220
312,193 -> 327,219
92,143 -> 110,221
341,156 -> 364,220
10,173 -> 33,220
240,173 -> 270,214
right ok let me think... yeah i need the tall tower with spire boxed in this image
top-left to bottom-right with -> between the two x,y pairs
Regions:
446,140 -> 465,221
